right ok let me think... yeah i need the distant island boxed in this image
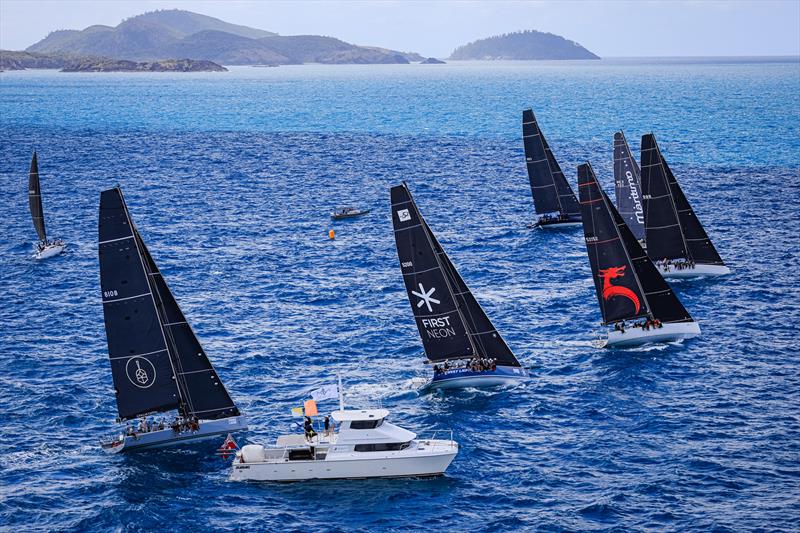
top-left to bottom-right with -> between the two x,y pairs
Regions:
21,9 -> 423,66
0,51 -> 225,72
450,30 -> 599,60
63,58 -> 226,72
421,57 -> 446,64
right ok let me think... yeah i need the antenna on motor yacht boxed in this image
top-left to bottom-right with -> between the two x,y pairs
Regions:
338,373 -> 344,412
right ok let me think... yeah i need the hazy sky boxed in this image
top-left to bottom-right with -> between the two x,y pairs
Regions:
2,0 -> 799,57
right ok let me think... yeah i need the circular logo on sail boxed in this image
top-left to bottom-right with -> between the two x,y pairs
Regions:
125,356 -> 157,388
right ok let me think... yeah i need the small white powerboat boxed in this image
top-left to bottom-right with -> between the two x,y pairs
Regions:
331,207 -> 371,220
230,408 -> 458,482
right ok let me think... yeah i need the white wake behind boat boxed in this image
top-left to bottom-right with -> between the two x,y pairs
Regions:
603,321 -> 701,348
28,152 -> 65,260
657,263 -> 731,279
230,408 -> 458,482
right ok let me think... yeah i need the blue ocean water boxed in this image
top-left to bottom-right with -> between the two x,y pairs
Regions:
1,59 -> 799,531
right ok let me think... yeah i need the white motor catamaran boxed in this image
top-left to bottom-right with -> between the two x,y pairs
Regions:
640,134 -> 730,278
522,109 -> 583,229
578,163 -> 701,348
98,187 -> 247,453
230,380 -> 458,482
28,152 -> 65,259
391,182 -> 527,390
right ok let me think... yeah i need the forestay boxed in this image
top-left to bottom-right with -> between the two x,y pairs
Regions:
522,109 -> 581,218
613,132 -> 645,242
578,163 -> 693,325
28,152 -> 46,242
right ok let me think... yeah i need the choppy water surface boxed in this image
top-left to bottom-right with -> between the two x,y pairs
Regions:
1,59 -> 799,532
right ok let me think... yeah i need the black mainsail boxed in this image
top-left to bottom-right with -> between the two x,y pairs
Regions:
640,134 -> 725,265
613,132 -> 645,242
99,187 -> 240,421
578,163 -> 694,325
28,152 -> 47,242
391,183 -> 521,366
522,109 -> 581,220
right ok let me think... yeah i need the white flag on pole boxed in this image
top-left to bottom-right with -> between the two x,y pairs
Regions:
310,383 -> 339,402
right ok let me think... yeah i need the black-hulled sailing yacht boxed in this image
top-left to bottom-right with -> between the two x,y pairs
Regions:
578,163 -> 700,347
28,152 -> 65,259
98,187 -> 246,453
613,132 -> 646,246
640,134 -> 730,278
522,109 -> 582,228
391,182 -> 526,389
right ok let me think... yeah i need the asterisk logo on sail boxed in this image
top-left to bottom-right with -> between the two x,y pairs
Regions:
411,283 -> 440,312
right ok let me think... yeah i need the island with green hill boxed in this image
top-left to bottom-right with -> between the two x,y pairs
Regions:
450,30 -> 599,60
21,9 -> 422,66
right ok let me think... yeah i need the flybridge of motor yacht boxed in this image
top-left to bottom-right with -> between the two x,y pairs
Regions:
230,408 -> 458,482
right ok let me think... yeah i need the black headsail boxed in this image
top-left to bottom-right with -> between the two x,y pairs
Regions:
391,183 -> 521,366
661,150 -> 725,265
137,233 -> 240,420
522,109 -> 581,219
640,133 -> 721,267
578,163 -> 693,325
28,152 -> 47,242
99,187 -> 240,421
613,132 -> 645,242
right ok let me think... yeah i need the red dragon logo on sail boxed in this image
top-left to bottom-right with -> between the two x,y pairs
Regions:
598,266 -> 640,313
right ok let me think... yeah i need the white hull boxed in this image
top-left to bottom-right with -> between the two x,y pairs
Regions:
538,221 -> 582,229
425,366 -> 528,391
35,243 -> 65,259
604,321 -> 701,348
231,440 -> 457,482
658,263 -> 730,279
101,415 -> 248,453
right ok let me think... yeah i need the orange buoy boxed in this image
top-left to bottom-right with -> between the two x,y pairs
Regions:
329,229 -> 335,240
